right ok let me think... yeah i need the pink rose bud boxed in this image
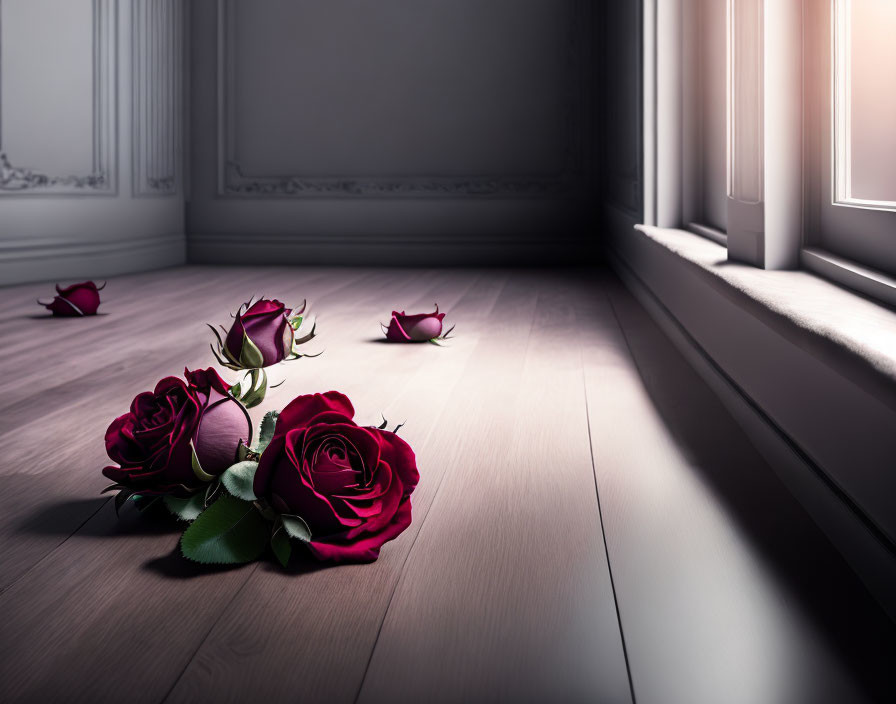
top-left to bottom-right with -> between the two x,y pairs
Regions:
38,281 -> 104,316
220,298 -> 295,369
383,305 -> 448,342
102,368 -> 251,497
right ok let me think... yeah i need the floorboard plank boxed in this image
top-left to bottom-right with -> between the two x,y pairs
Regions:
163,271 -> 520,704
355,273 -> 632,704
0,268 -> 458,703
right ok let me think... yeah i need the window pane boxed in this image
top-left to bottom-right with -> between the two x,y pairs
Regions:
844,0 -> 896,205
698,0 -> 727,230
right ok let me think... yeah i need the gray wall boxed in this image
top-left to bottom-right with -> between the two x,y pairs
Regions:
187,0 -> 599,266
598,0 -> 643,223
1,0 -> 600,284
0,0 -> 186,286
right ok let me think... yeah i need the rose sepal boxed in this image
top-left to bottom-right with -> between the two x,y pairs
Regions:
229,368 -> 274,409
238,332 -> 265,369
208,324 -> 243,371
280,514 -> 312,542
427,323 -> 456,346
285,317 -> 319,362
270,527 -> 292,567
190,440 -> 216,482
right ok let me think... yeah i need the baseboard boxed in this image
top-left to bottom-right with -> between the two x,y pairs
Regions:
609,247 -> 896,622
0,234 -> 186,286
188,232 -> 596,267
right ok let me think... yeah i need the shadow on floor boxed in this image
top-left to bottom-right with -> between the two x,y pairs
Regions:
603,272 -> 896,701
17,496 -> 182,538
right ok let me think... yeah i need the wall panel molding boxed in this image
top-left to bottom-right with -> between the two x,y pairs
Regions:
0,232 -> 184,285
0,0 -> 117,196
214,0 -> 590,199
131,0 -> 183,196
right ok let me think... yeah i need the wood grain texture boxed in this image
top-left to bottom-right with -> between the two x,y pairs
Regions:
578,272 -> 896,704
0,266 -> 892,704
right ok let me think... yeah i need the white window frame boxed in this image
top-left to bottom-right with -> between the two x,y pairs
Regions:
643,0 -> 896,307
802,0 -> 896,305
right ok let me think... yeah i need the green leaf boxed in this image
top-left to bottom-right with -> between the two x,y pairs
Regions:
256,410 -> 279,453
288,314 -> 303,330
163,493 -> 206,522
239,332 -> 265,369
270,528 -> 292,568
281,514 -> 312,542
221,461 -> 259,501
180,494 -> 268,565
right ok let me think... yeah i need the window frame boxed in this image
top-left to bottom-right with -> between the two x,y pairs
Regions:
643,0 -> 896,307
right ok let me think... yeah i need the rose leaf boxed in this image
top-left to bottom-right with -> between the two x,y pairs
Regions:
163,493 -> 206,522
255,410 -> 279,453
270,528 -> 292,568
180,494 -> 268,565
221,461 -> 259,501
281,514 -> 312,543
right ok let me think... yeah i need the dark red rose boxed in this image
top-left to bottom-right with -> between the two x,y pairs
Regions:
39,281 -> 104,316
103,368 -> 251,497
383,305 -> 446,342
253,391 -> 419,563
223,299 -> 293,368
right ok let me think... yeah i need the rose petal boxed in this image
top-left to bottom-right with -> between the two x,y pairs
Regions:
373,429 -> 420,495
277,392 -> 355,432
306,499 -> 413,564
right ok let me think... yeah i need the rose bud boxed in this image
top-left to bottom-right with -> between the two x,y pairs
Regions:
211,298 -> 316,371
38,281 -> 104,316
103,368 -> 251,498
253,391 -> 419,564
382,304 -> 453,343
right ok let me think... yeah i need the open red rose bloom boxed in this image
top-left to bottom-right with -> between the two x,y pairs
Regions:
254,392 -> 419,563
103,368 -> 250,497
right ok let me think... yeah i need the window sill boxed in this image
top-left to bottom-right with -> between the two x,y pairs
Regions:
801,247 -> 896,311
633,224 -> 896,398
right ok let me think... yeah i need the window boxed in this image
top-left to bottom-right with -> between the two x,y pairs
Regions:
804,0 -> 896,286
644,0 -> 896,304
682,0 -> 728,239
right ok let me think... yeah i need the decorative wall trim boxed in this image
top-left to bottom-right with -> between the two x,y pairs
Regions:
131,0 -> 182,197
214,0 -> 590,199
0,233 -> 185,286
188,230 -> 591,266
0,0 -> 117,196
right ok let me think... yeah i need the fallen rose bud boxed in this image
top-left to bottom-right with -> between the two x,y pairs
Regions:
382,304 -> 453,343
253,391 -> 419,563
102,367 -> 251,498
38,281 -> 104,316
211,297 -> 316,371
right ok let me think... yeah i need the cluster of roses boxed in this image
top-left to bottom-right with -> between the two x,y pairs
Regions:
60,286 -> 454,567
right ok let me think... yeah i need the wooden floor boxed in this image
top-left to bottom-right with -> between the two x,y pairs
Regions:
0,266 -> 893,704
